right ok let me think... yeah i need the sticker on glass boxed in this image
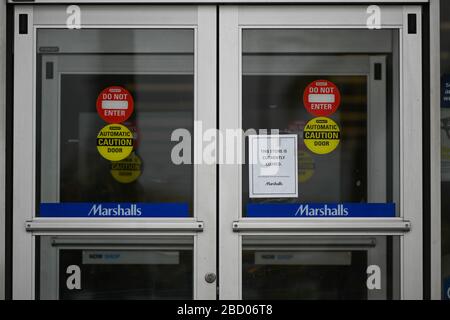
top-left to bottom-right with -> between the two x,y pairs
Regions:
110,152 -> 142,184
97,124 -> 133,161
96,86 -> 134,124
248,135 -> 298,198
123,119 -> 140,149
303,117 -> 340,155
303,80 -> 341,117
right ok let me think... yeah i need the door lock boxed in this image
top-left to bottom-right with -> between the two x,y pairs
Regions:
205,273 -> 217,283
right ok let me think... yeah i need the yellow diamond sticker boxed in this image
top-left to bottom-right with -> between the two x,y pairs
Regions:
303,117 -> 340,155
111,152 -> 142,184
97,124 -> 133,161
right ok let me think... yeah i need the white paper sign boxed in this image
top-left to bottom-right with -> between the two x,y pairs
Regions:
248,135 -> 298,198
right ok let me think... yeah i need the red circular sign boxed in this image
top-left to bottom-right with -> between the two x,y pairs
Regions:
96,86 -> 134,124
303,80 -> 341,117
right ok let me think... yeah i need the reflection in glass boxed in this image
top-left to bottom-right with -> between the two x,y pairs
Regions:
243,75 -> 367,204
241,29 -> 399,217
242,236 -> 400,300
38,236 -> 194,300
36,29 -> 194,216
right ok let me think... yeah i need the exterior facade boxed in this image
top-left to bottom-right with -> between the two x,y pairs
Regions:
0,0 -> 447,300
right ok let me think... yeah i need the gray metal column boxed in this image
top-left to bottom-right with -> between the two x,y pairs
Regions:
430,0 -> 442,300
0,0 -> 7,301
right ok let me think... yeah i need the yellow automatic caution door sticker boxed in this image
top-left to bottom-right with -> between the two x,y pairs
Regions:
97,124 -> 133,161
111,152 -> 142,184
303,117 -> 340,155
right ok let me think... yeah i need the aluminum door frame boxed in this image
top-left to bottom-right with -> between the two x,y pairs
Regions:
13,4 -> 217,300
219,5 -> 422,299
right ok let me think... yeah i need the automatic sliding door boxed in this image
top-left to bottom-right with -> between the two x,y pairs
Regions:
219,5 -> 422,300
13,5 -> 217,300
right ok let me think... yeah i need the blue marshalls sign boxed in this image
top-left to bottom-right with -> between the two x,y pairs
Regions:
40,202 -> 189,218
247,203 -> 396,218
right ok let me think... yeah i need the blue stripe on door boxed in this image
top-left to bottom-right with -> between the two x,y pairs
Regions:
246,203 -> 396,218
39,203 -> 190,218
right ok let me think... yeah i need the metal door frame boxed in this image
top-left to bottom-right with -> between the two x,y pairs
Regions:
12,4 -> 217,300
219,5 -> 423,299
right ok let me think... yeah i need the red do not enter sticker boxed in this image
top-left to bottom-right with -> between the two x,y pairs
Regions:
96,86 -> 134,124
303,80 -> 341,117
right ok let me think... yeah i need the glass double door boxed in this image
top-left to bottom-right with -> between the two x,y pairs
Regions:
12,4 -> 423,300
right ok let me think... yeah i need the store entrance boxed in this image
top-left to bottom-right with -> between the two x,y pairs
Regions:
11,4 -> 423,300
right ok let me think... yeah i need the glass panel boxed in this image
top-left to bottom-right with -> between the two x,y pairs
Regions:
242,236 -> 400,300
37,236 -> 193,300
36,29 -> 194,217
241,29 -> 400,218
